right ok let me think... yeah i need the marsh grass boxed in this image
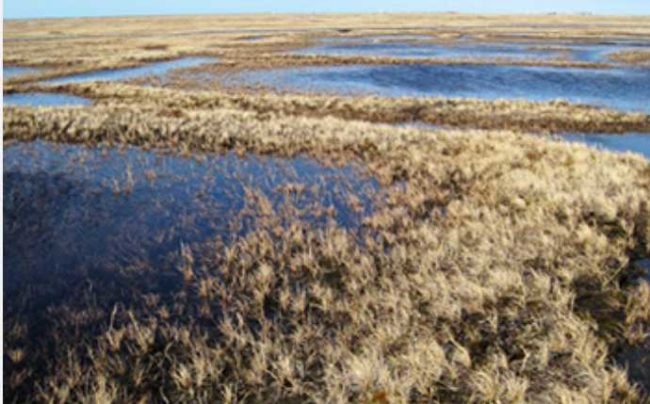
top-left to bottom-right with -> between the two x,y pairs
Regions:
4,14 -> 649,87
4,13 -> 650,402
2,48 -> 612,89
16,81 -> 650,134
609,49 -> 650,66
5,14 -> 650,69
4,103 -> 650,402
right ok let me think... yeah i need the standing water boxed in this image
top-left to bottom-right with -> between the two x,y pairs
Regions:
41,57 -> 217,85
561,133 -> 650,159
231,64 -> 650,112
296,40 -> 650,63
4,66 -> 44,80
4,140 -> 380,295
4,92 -> 91,107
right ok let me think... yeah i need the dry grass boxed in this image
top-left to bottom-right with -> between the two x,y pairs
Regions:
4,102 -> 650,402
4,13 -> 650,403
4,13 -> 650,85
15,82 -> 650,134
609,49 -> 650,65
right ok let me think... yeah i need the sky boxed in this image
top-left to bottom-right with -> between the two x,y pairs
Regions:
4,0 -> 650,19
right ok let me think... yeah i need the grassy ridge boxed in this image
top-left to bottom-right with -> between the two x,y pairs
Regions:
11,82 -> 650,134
609,49 -> 650,66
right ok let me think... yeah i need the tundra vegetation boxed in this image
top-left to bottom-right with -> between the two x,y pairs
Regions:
3,13 -> 650,403
608,49 -> 650,66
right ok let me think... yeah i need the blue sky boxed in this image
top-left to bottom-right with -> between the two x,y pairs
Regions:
5,0 -> 650,19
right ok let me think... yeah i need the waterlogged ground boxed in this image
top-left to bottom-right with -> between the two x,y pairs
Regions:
233,64 -> 650,112
3,92 -> 91,107
4,141 -> 380,296
41,57 -> 217,85
3,57 -> 217,107
4,21 -> 650,400
296,40 -> 650,63
296,42 -> 563,61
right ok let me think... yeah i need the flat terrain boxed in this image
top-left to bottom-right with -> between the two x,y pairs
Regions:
5,14 -> 650,74
3,13 -> 650,403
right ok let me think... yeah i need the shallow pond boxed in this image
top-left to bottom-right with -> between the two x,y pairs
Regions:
3,92 -> 91,107
4,66 -> 43,80
41,57 -> 217,85
233,64 -> 650,112
4,141 -> 380,295
295,42 -> 566,61
562,133 -> 650,159
296,40 -> 649,63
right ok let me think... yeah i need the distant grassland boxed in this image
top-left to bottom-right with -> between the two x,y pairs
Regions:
4,13 -> 650,83
4,13 -> 649,135
4,13 -> 650,403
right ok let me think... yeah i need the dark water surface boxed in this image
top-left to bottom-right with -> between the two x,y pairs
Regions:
234,64 -> 650,112
4,141 -> 379,295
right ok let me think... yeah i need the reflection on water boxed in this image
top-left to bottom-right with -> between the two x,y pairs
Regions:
562,133 -> 650,159
4,66 -> 43,80
41,57 -> 217,85
3,140 -> 381,400
233,64 -> 650,112
301,39 -> 649,63
296,42 -> 565,61
4,141 -> 379,295
4,92 -> 91,107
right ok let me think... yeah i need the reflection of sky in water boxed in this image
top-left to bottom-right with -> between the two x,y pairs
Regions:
561,133 -> 650,160
295,42 -> 564,60
4,92 -> 91,107
41,57 -> 217,85
300,39 -> 650,63
234,64 -> 650,113
4,66 -> 43,80
4,141 -> 380,295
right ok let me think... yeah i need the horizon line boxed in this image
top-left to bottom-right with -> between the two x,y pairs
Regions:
5,10 -> 650,21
